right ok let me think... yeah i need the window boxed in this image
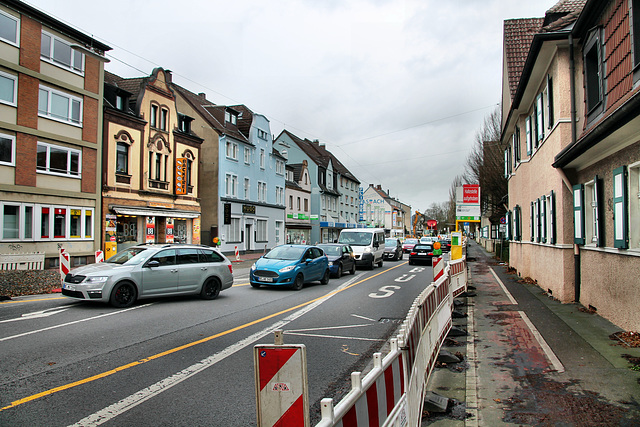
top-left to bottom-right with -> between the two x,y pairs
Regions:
228,217 -> 240,242
504,146 -> 512,178
225,110 -> 237,125
584,28 -> 603,114
41,31 -> 83,73
37,142 -> 81,177
160,108 -> 168,131
613,166 -> 629,248
256,219 -> 267,242
304,198 -> 309,212
536,93 -> 544,144
0,70 -> 17,106
275,221 -> 283,244
584,177 -> 604,246
297,197 -> 301,210
115,95 -> 124,111
276,160 -> 284,175
525,116 -> 532,155
546,75 -> 554,129
513,126 -> 521,165
289,195 -> 293,210
513,205 -> 522,241
258,181 -> 267,202
226,141 -> 238,160
225,174 -> 238,197
244,147 -> 250,164
547,192 -> 556,244
155,153 -> 162,180
38,86 -> 82,125
116,142 -> 128,174
260,149 -> 265,169
150,105 -> 158,128
0,133 -> 15,166
276,186 -> 284,205
244,178 -> 250,200
257,129 -> 268,140
178,114 -> 192,133
629,163 -> 640,249
573,184 -> 585,245
0,9 -> 19,45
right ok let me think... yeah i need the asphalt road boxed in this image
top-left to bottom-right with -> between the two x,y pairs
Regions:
0,254 -> 442,426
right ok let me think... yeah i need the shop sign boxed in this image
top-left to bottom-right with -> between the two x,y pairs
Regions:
146,216 -> 155,244
175,158 -> 187,195
242,205 -> 256,214
166,218 -> 174,243
224,204 -> 231,225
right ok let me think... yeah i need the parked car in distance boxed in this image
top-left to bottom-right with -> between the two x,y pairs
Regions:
250,245 -> 329,290
318,243 -> 356,277
439,238 -> 452,252
384,238 -> 403,261
419,236 -> 438,245
62,244 -> 234,308
408,243 -> 435,265
402,238 -> 419,253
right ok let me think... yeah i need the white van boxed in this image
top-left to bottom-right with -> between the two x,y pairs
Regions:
337,228 -> 385,269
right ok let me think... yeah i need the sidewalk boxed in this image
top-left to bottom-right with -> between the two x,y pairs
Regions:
424,241 -> 640,426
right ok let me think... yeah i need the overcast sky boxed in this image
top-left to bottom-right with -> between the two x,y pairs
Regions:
26,0 -> 558,212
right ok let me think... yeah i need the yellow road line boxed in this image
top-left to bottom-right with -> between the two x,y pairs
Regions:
0,296 -> 67,305
1,262 -> 407,411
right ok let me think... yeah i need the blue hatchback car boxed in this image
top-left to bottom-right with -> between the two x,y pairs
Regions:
250,245 -> 330,290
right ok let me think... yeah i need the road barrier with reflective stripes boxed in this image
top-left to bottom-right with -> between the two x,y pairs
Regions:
317,254 -> 467,427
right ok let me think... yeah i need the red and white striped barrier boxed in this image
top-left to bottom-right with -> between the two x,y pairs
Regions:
449,258 -> 467,298
234,246 -> 240,261
95,250 -> 104,263
254,344 -> 309,426
59,248 -> 70,283
432,256 -> 444,282
317,340 -> 405,427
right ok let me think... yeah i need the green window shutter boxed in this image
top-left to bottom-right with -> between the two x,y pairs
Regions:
506,211 -> 511,240
547,75 -> 554,129
516,205 -> 522,241
573,184 -> 585,245
549,191 -> 556,244
594,175 -> 605,247
526,117 -> 532,155
530,201 -> 534,242
536,93 -> 544,144
541,195 -> 547,243
613,166 -> 629,249
536,198 -> 541,243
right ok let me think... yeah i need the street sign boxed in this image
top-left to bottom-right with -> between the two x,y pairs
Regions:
500,217 -> 506,224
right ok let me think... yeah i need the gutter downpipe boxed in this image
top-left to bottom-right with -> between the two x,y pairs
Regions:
569,33 -> 581,303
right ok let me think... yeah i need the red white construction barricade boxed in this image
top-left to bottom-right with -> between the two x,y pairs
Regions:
235,246 -> 240,261
95,250 -> 104,263
317,339 -> 405,427
432,256 -> 444,282
59,248 -> 70,283
316,253 -> 467,427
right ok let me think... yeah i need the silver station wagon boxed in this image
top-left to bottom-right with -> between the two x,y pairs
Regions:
62,244 -> 234,308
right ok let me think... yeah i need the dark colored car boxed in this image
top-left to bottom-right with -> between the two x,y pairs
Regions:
439,239 -> 452,253
384,238 -> 403,261
250,245 -> 329,290
317,243 -> 356,277
408,243 -> 435,265
402,238 -> 419,253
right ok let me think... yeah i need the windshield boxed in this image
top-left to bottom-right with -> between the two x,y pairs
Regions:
264,246 -> 305,260
107,247 -> 149,265
385,239 -> 396,245
318,245 -> 341,256
338,232 -> 373,246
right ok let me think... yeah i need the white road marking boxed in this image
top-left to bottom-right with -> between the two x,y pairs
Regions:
351,314 -> 376,322
0,305 -> 152,342
368,285 -> 401,298
394,274 -> 415,282
0,308 -> 69,323
489,266 -> 518,305
286,324 -> 373,333
519,311 -> 565,373
69,271 -> 358,426
285,332 -> 384,341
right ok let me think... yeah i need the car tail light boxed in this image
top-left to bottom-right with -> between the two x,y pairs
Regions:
410,251 -> 417,256
228,264 -> 233,274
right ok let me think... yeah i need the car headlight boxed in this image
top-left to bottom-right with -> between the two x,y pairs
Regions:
328,261 -> 334,266
279,265 -> 295,273
84,276 -> 109,283
251,263 -> 256,271
364,247 -> 372,253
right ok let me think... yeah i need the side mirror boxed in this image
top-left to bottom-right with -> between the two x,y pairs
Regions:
146,260 -> 160,268
305,258 -> 313,264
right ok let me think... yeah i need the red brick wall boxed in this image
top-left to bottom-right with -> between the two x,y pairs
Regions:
84,55 -> 100,94
15,133 -> 37,187
17,74 -> 38,128
604,0 -> 632,109
19,15 -> 40,72
82,96 -> 98,143
82,148 -> 96,193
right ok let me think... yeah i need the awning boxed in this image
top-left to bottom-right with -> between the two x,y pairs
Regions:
110,206 -> 200,219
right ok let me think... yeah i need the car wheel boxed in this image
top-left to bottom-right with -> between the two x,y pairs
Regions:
291,274 -> 304,291
399,252 -> 403,260
350,262 -> 356,275
409,259 -> 413,265
336,264 -> 343,277
377,258 -> 383,268
368,259 -> 374,270
109,282 -> 137,308
200,278 -> 221,300
320,270 -> 330,285
250,282 -> 261,288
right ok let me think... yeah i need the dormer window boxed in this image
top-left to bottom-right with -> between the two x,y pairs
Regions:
178,114 -> 193,133
225,110 -> 237,125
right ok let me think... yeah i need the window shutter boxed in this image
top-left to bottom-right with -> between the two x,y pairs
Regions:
535,198 -> 541,243
613,166 -> 628,248
536,93 -> 544,144
573,184 -> 585,245
526,117 -> 532,155
515,205 -> 522,241
514,127 -> 521,163
547,75 -> 554,129
530,201 -> 534,241
504,149 -> 509,178
541,195 -> 547,243
594,175 -> 604,247
506,211 -> 511,240
549,191 -> 556,244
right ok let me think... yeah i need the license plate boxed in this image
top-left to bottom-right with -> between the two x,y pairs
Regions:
258,277 -> 273,282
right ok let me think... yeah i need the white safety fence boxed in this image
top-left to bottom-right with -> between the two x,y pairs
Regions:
317,255 -> 468,427
0,252 -> 45,270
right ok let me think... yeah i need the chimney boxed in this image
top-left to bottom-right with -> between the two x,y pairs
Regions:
198,93 -> 206,100
376,185 -> 382,190
165,69 -> 172,83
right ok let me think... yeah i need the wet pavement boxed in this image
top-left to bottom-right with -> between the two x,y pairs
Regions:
424,240 -> 640,426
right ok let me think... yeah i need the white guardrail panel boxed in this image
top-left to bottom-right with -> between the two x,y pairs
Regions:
316,254 -> 467,427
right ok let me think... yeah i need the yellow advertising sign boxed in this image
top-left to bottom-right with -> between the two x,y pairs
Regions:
175,158 -> 187,195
